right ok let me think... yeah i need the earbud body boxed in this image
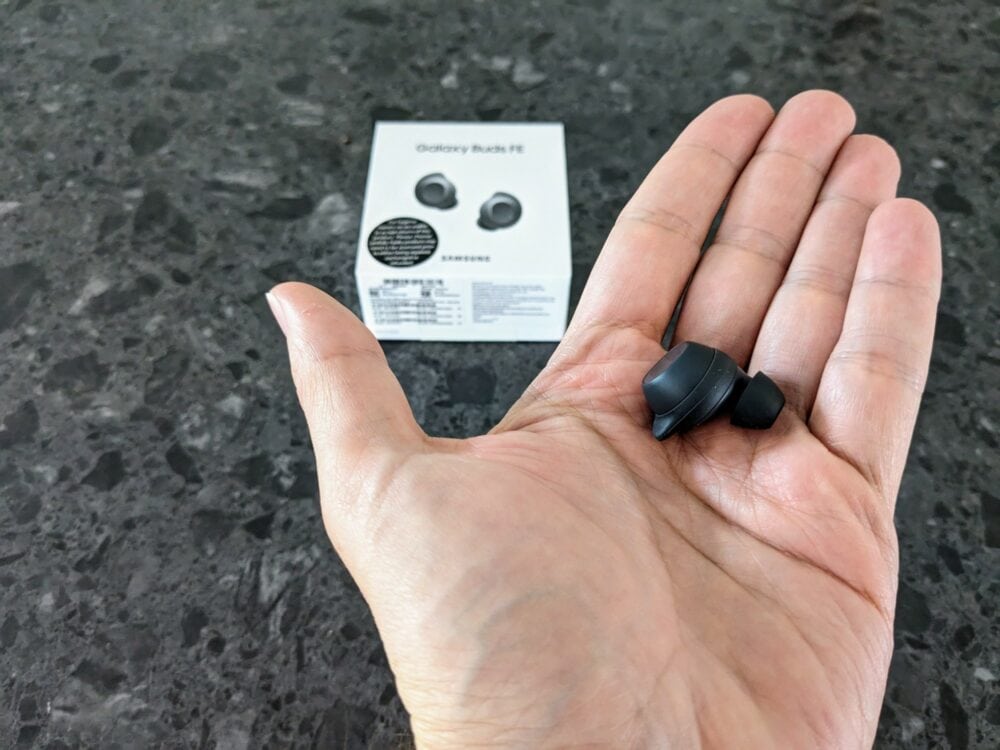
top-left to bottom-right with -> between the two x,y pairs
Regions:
642,342 -> 785,440
415,173 -> 457,209
478,192 -> 521,229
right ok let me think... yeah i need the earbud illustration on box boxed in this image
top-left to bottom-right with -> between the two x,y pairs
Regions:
414,174 -> 521,229
477,192 -> 521,230
414,173 -> 458,209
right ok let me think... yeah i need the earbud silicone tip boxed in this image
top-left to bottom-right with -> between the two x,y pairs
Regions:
730,372 -> 785,429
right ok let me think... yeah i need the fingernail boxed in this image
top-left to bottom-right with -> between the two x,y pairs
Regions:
265,291 -> 289,337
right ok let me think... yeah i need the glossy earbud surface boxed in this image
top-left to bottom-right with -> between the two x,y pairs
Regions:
642,342 -> 785,440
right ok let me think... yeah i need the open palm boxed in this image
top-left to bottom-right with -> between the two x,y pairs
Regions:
268,91 -> 941,748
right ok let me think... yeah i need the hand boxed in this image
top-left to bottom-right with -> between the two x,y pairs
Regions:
267,90 -> 941,748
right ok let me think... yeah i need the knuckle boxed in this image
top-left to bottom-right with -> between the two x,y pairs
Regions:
712,223 -> 792,267
828,343 -> 927,394
614,205 -> 701,249
782,263 -> 853,299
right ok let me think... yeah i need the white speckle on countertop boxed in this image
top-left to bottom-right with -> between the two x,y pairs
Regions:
440,60 -> 460,89
512,58 -> 546,88
69,276 -> 112,315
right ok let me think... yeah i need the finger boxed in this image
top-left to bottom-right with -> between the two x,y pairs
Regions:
810,199 -> 941,500
565,94 -> 775,343
673,90 -> 857,365
267,281 -> 425,467
749,135 -> 901,415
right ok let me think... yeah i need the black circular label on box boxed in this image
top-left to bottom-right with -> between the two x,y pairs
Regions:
367,218 -> 437,267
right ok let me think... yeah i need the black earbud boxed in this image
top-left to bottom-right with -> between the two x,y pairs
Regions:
415,173 -> 457,209
642,342 -> 785,441
478,192 -> 521,230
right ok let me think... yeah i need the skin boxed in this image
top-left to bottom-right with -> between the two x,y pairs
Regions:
266,91 -> 941,749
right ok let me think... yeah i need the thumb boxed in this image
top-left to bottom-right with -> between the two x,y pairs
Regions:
266,282 -> 425,539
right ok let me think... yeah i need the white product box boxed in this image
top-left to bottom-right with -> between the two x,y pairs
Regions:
355,122 -> 571,341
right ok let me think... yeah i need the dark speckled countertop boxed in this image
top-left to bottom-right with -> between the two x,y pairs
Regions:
1,1 -> 998,748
